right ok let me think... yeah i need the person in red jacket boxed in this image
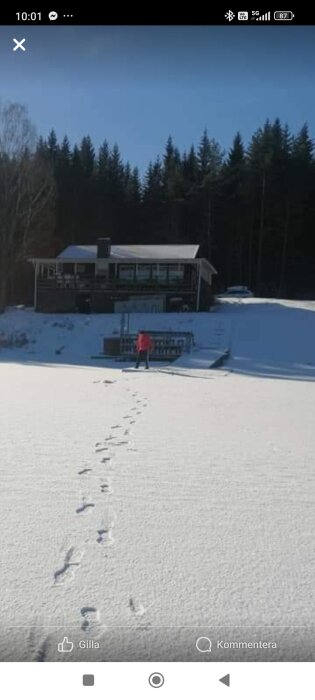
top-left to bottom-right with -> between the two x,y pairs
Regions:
135,330 -> 154,369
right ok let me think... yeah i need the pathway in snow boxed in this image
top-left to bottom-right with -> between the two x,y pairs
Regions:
1,302 -> 315,662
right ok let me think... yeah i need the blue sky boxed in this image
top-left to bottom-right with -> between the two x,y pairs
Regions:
0,25 -> 314,173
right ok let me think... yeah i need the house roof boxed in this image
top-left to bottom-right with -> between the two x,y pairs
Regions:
57,244 -> 200,261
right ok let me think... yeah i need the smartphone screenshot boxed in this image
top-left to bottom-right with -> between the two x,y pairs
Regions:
0,8 -> 314,698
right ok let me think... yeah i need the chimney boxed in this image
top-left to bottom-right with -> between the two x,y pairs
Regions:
97,237 -> 111,258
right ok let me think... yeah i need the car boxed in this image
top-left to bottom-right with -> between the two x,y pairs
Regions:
217,285 -> 254,298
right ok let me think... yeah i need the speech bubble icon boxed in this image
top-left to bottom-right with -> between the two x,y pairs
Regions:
196,636 -> 212,653
48,11 -> 58,21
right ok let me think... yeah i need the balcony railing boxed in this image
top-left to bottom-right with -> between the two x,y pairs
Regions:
38,277 -> 196,293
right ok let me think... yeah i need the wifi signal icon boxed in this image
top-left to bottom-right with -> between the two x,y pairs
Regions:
256,11 -> 271,20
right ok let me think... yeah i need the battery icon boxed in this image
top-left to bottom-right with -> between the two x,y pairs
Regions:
274,11 -> 295,20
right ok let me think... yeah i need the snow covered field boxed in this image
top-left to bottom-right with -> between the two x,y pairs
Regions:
1,300 -> 315,662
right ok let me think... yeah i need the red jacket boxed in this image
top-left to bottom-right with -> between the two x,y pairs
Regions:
136,333 -> 153,352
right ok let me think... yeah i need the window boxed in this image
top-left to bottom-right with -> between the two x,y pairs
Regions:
136,264 -> 151,281
156,264 -> 168,282
118,265 -> 135,281
168,264 -> 184,282
76,263 -> 95,278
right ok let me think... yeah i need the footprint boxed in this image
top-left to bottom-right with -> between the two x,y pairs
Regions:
81,607 -> 105,637
124,429 -> 130,436
131,408 -> 137,412
136,411 -> 141,415
96,447 -> 108,453
54,547 -> 81,585
105,436 -> 114,442
29,628 -> 51,662
123,415 -> 131,419
96,527 -> 114,545
101,457 -> 111,463
113,440 -> 128,446
111,425 -> 120,430
78,468 -> 92,475
96,513 -> 115,545
129,597 -> 146,617
35,636 -> 50,662
100,482 -> 112,495
103,380 -> 116,384
130,420 -> 136,425
92,380 -> 101,384
76,502 -> 95,515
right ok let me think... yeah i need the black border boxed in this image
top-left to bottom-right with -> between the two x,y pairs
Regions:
1,9 -> 314,26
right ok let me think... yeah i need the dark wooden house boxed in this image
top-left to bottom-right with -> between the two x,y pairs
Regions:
29,238 -> 217,313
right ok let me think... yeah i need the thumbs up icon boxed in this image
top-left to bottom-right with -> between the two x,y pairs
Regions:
58,637 -> 74,653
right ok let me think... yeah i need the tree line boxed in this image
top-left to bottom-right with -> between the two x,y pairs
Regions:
1,102 -> 315,308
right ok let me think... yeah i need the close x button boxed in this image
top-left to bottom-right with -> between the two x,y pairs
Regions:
13,38 -> 26,51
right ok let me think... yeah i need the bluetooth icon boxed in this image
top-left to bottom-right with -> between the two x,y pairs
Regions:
225,10 -> 235,21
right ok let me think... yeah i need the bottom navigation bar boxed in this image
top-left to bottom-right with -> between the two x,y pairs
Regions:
0,662 -> 313,699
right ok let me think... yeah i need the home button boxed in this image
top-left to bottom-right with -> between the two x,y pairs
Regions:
149,672 -> 165,688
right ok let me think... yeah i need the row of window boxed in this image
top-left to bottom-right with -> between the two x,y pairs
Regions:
118,264 -> 185,282
41,263 -> 188,282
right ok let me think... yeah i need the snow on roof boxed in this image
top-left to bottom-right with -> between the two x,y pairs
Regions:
57,244 -> 200,261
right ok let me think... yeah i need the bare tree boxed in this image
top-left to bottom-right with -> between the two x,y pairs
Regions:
0,102 -> 55,310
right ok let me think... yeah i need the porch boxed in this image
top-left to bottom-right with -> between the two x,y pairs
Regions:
36,261 -> 198,293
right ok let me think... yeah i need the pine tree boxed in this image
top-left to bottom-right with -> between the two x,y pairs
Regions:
95,141 -> 111,237
197,129 -> 223,182
125,162 -> 141,205
98,141 -> 110,176
196,130 -> 224,258
292,123 -> 314,164
247,121 -> 273,294
221,132 -> 247,286
161,137 -> 185,239
162,136 -> 184,199
60,135 -> 71,160
130,167 -> 141,205
47,129 -> 59,163
144,158 -> 164,202
53,135 -> 73,248
80,135 -> 95,178
289,123 -> 315,294
182,145 -> 198,193
36,136 -> 49,160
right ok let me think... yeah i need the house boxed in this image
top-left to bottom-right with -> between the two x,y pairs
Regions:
29,238 -> 217,313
